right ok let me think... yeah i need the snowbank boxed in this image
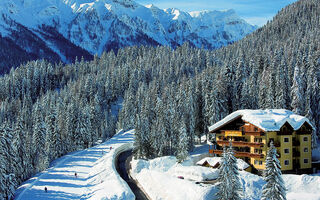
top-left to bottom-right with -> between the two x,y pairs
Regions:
83,133 -> 135,200
15,130 -> 135,200
131,156 -> 217,200
169,165 -> 219,181
131,155 -> 320,200
283,174 -> 320,200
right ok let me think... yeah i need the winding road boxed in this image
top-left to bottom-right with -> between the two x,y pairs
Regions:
116,150 -> 149,200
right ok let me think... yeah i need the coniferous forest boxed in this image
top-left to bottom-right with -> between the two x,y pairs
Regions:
0,0 -> 320,199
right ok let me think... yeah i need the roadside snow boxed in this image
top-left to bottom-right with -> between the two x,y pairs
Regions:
284,174 -> 320,200
15,130 -> 135,200
131,155 -> 320,200
131,156 -> 217,200
169,165 -> 219,181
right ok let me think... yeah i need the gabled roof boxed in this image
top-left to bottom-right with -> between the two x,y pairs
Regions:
209,109 -> 314,133
196,157 -> 250,170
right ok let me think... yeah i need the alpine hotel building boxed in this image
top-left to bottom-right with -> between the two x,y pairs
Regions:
208,109 -> 313,172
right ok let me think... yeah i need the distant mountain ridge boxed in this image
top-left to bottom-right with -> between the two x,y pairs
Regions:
0,0 -> 257,73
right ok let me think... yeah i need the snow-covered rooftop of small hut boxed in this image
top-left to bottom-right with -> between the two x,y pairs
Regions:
196,157 -> 250,170
209,109 -> 314,132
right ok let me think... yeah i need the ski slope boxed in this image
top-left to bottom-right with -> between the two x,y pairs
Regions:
14,130 -> 135,200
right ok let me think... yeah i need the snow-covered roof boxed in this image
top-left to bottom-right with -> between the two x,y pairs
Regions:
196,157 -> 250,170
209,109 -> 314,132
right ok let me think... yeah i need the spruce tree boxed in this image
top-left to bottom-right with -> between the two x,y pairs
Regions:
262,141 -> 287,200
32,103 -> 46,171
216,145 -> 229,200
176,122 -> 188,163
216,143 -> 242,200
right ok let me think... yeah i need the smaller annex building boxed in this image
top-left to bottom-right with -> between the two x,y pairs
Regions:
208,109 -> 314,172
196,157 -> 251,172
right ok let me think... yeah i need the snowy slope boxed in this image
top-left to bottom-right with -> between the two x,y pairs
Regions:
14,130 -> 135,200
0,0 -> 257,59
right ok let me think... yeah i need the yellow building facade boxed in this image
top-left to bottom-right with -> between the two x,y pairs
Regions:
208,109 -> 313,172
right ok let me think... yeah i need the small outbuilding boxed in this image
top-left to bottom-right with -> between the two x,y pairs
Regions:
196,157 -> 252,172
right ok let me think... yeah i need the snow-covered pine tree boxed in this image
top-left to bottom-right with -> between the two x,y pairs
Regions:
176,122 -> 188,163
44,101 -> 57,166
32,103 -> 46,171
0,123 -> 17,199
226,142 -> 242,200
216,145 -> 229,200
12,115 -> 26,182
291,65 -> 304,115
262,141 -> 287,200
216,142 -> 242,200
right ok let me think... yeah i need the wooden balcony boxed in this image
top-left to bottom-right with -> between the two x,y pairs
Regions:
218,130 -> 265,137
213,150 -> 264,159
244,131 -> 265,136
220,130 -> 243,137
217,140 -> 264,148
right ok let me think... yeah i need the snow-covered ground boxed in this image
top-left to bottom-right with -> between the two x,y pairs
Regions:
14,130 -> 135,200
131,156 -> 217,200
131,147 -> 320,200
14,129 -> 320,200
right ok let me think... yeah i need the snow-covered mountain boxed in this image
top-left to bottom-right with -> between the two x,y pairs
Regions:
0,0 -> 257,65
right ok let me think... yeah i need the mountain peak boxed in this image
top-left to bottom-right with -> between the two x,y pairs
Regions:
0,0 -> 257,59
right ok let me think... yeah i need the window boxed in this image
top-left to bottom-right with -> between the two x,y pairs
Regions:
304,159 -> 308,164
284,149 -> 289,154
282,126 -> 287,133
255,138 -> 262,143
304,147 -> 308,153
254,127 -> 258,132
284,137 -> 289,143
303,137 -> 308,142
254,160 -> 263,165
255,149 -> 262,154
284,160 -> 289,165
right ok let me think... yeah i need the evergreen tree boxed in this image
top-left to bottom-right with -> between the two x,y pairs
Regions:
262,141 -> 287,200
176,122 -> 189,163
291,65 -> 304,115
32,103 -> 46,171
216,143 -> 242,200
216,146 -> 229,200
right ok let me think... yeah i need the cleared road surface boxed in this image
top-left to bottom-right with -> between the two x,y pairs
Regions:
116,150 -> 149,200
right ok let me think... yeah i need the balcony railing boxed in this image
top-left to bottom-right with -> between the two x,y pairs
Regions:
244,131 -> 265,136
219,130 -> 264,137
217,140 -> 264,148
213,150 -> 264,159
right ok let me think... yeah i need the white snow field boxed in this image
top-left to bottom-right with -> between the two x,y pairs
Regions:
131,146 -> 320,200
14,130 -> 135,200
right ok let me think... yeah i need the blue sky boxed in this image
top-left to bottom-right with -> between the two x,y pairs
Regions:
136,0 -> 298,26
